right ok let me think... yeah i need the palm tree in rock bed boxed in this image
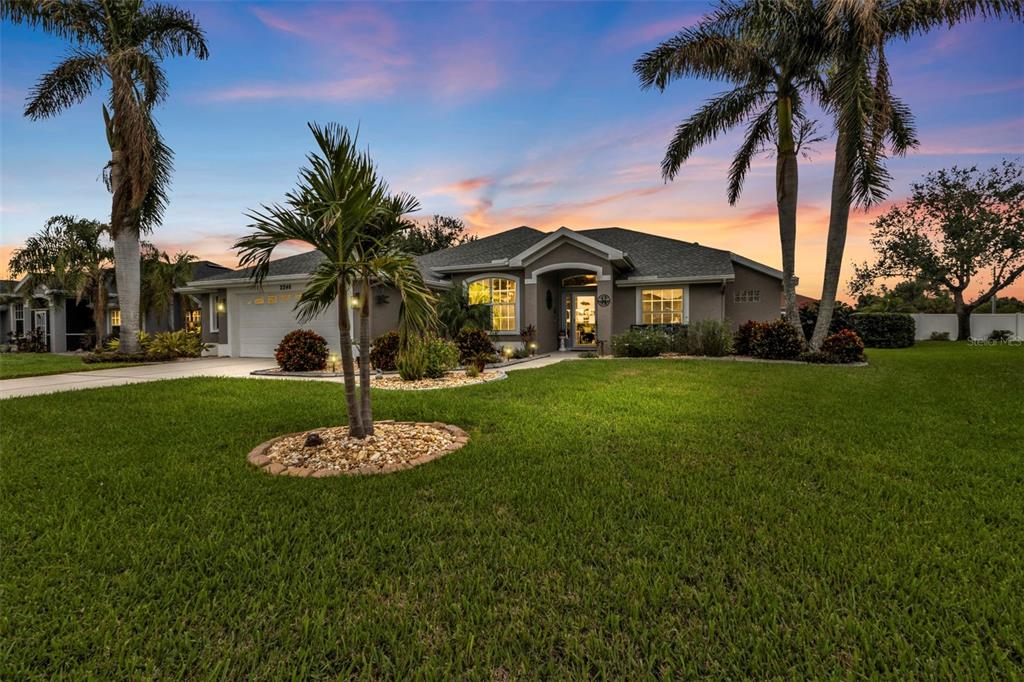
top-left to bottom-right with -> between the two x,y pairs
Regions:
635,1 -> 826,334
236,123 -> 436,439
8,215 -> 114,351
2,0 -> 208,354
142,247 -> 197,331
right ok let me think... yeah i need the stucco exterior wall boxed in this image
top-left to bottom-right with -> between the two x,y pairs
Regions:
365,284 -> 404,339
723,264 -> 783,328
532,271 -> 560,352
689,283 -> 725,324
200,290 -> 228,345
524,241 -> 613,279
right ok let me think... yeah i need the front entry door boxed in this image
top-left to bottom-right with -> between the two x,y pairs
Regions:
32,309 -> 49,350
571,293 -> 597,348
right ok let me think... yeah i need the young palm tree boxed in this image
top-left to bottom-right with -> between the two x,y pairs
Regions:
435,286 -> 492,338
634,2 -> 825,332
236,123 -> 435,439
2,0 -> 208,353
806,0 -> 1020,348
8,215 -> 114,350
142,248 -> 197,330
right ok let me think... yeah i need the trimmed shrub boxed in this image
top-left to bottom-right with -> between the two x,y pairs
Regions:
369,331 -> 400,371
929,331 -> 951,341
511,347 -> 530,360
686,319 -> 733,357
83,351 -> 174,364
8,329 -> 48,353
147,330 -> 206,359
798,301 -> 855,340
820,329 -> 866,364
465,363 -> 481,378
454,328 -> 496,364
469,350 -> 494,373
423,336 -> 460,378
611,327 -> 668,357
275,329 -> 329,371
733,320 -> 764,356
665,327 -> 689,354
851,313 -> 915,348
988,329 -> 1012,342
750,319 -> 805,360
104,330 -> 151,353
396,339 -> 428,381
799,350 -> 841,364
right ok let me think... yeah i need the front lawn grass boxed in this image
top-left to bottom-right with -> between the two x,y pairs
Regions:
1,342 -> 1021,677
0,352 -> 141,379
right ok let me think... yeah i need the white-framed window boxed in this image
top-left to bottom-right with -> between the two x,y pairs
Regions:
109,308 -> 121,332
13,303 -> 24,335
467,277 -> 517,332
185,309 -> 202,333
641,288 -> 684,325
734,289 -> 761,303
210,295 -> 221,333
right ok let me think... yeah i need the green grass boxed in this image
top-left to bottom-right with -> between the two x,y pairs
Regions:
2,343 -> 1021,678
0,353 -> 141,379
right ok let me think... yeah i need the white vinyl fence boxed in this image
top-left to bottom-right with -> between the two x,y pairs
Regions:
909,313 -> 1023,340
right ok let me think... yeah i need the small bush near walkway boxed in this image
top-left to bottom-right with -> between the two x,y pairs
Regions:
851,313 -> 915,348
611,327 -> 667,357
275,330 -> 329,372
685,319 -> 732,356
369,331 -> 400,371
454,329 -> 496,365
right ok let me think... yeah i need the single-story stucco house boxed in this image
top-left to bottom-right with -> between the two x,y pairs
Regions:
1,261 -> 230,351
180,226 -> 786,358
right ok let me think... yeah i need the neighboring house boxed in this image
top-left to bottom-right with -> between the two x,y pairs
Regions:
0,261 -> 229,351
181,226 -> 785,358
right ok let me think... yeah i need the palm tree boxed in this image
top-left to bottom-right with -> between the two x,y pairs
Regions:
435,286 -> 492,338
806,0 -> 1020,348
634,2 -> 825,333
2,0 -> 208,353
8,215 -> 113,350
142,248 -> 197,330
236,123 -> 436,439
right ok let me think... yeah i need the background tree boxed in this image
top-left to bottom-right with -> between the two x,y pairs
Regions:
236,123 -> 435,439
399,215 -> 475,255
850,161 -> 1024,340
3,0 -> 208,353
142,247 -> 197,330
634,1 -> 825,333
8,215 -> 113,349
854,278 -> 954,314
807,0 -> 1019,348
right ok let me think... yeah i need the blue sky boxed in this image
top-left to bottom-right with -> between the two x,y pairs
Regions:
2,1 -> 1022,297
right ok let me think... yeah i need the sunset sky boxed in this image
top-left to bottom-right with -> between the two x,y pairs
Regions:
2,1 -> 1022,299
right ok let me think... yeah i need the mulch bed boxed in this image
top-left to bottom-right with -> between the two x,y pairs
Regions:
371,370 -> 506,390
246,420 -> 469,477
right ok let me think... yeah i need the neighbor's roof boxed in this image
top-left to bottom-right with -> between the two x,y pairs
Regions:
188,226 -> 782,286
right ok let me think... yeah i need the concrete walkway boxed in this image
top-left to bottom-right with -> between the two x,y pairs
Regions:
0,352 -> 581,400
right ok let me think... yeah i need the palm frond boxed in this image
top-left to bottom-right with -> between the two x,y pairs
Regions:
294,259 -> 347,322
236,203 -> 323,286
662,85 -> 766,181
727,102 -> 776,205
136,2 -> 209,60
23,49 -> 105,119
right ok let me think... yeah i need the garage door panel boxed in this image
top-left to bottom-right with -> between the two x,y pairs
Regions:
235,290 -> 347,358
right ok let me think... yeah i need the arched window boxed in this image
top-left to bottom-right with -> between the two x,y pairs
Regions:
467,277 -> 517,331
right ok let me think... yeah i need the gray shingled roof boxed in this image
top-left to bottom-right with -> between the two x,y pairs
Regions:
192,250 -> 327,282
191,226 -> 776,284
416,226 -> 546,272
578,228 -> 734,279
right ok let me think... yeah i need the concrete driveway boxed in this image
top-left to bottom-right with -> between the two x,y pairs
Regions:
0,353 -> 578,400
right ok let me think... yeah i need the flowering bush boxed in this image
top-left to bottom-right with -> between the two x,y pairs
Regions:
611,327 -> 668,357
821,329 -> 866,364
275,329 -> 328,372
369,331 -> 400,371
749,319 -> 805,360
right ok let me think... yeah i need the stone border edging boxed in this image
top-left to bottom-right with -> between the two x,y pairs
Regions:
371,371 -> 507,391
248,368 -> 509,389
245,420 -> 469,478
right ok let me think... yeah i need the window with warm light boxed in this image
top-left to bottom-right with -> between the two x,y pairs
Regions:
110,309 -> 121,331
641,288 -> 683,325
467,277 -> 517,332
210,296 -> 221,332
185,309 -> 202,332
13,303 -> 24,335
734,289 -> 761,303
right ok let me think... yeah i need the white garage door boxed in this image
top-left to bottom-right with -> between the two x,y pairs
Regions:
233,289 -> 348,358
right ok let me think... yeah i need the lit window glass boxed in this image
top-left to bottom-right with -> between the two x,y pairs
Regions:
467,278 -> 517,331
641,288 -> 683,325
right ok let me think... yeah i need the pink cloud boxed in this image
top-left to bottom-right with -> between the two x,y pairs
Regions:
206,73 -> 399,102
603,13 -> 703,51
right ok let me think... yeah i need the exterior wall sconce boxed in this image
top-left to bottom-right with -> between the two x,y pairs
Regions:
215,299 -> 226,314
349,296 -> 361,308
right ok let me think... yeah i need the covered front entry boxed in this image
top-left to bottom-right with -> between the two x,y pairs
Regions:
562,291 -> 597,349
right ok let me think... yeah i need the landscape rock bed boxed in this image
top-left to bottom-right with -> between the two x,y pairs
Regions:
247,421 -> 469,477
371,370 -> 506,390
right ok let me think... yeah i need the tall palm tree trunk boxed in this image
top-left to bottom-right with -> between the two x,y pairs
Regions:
358,278 -> 373,436
810,132 -> 853,350
775,96 -> 801,335
112,232 -> 142,353
337,278 -> 364,438
92,288 -> 106,351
